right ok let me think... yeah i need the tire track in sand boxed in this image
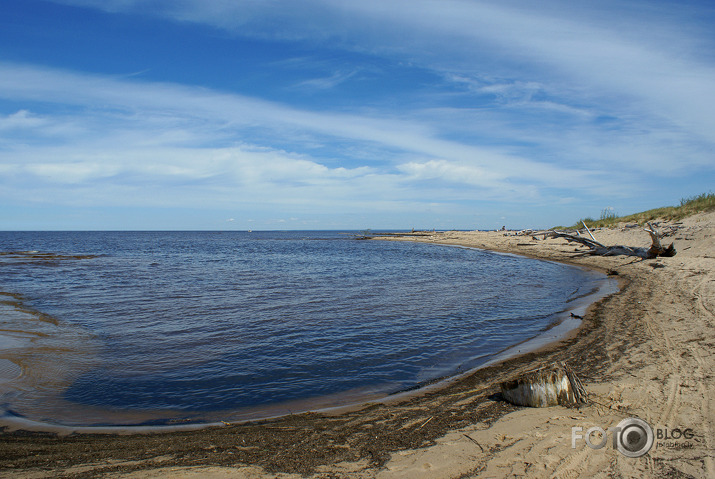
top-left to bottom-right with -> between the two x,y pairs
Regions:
643,307 -> 681,428
689,276 -> 715,477
689,343 -> 715,477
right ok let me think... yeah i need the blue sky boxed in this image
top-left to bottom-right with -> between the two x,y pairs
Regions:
1,0 -> 713,230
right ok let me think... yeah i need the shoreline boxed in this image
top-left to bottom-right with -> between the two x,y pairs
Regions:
0,241 -> 615,434
1,212 -> 713,478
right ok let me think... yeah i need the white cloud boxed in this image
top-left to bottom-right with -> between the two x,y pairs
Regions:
0,110 -> 46,130
57,0 -> 715,141
0,58 -> 708,221
23,162 -> 122,184
44,1 -> 715,163
4,0 -> 715,228
397,160 -> 505,189
294,70 -> 360,90
0,63 -> 596,187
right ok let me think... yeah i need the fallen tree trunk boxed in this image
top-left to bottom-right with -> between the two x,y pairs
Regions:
500,362 -> 588,407
547,222 -> 675,259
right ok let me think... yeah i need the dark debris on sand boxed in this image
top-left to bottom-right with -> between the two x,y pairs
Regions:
0,272 -> 644,478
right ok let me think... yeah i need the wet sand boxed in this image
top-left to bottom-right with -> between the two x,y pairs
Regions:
1,211 -> 713,478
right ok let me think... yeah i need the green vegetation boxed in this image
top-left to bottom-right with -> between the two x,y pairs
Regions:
558,192 -> 715,229
599,207 -> 618,222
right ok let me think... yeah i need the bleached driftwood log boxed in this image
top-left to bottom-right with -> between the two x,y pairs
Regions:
643,222 -> 676,258
547,222 -> 675,259
500,363 -> 588,407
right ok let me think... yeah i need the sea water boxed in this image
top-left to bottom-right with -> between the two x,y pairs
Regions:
0,231 -> 612,426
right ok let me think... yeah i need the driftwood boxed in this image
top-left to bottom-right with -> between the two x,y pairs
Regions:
581,220 -> 597,242
500,362 -> 588,407
547,222 -> 675,259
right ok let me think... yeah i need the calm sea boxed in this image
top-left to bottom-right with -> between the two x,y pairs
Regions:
0,231 -> 612,426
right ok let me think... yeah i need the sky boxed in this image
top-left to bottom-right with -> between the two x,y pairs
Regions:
1,0 -> 713,230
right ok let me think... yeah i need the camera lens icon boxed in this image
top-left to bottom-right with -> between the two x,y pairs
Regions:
615,418 -> 654,457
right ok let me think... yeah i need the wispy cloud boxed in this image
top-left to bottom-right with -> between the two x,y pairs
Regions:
50,0 -> 715,147
4,1 -> 715,228
0,56 -> 708,226
0,62 -> 594,179
0,109 -> 46,129
294,69 -> 360,90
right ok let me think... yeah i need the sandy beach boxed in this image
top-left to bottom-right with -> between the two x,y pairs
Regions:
1,211 -> 713,478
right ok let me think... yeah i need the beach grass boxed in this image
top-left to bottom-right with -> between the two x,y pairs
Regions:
557,191 -> 715,229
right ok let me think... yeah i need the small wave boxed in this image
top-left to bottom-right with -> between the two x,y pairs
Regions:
0,230 -> 615,427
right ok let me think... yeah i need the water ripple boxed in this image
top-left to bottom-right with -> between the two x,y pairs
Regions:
0,231 -> 610,425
